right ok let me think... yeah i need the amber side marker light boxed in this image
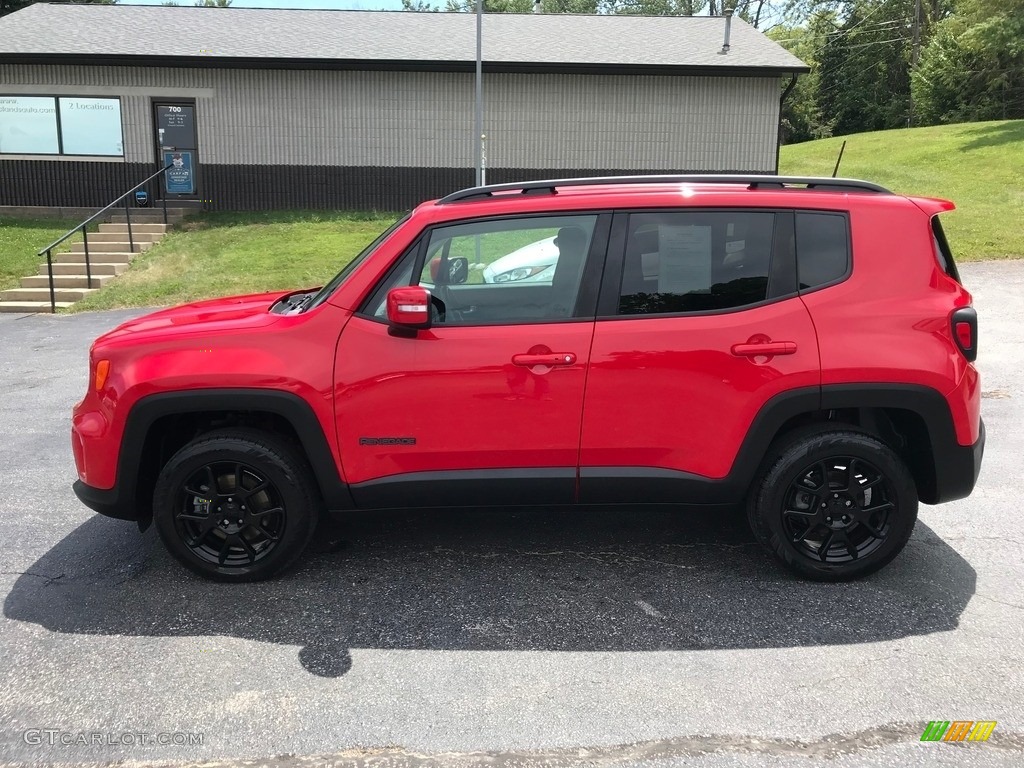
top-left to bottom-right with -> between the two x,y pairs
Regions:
94,359 -> 110,391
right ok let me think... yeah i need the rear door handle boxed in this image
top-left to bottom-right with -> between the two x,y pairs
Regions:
730,341 -> 797,357
512,352 -> 576,367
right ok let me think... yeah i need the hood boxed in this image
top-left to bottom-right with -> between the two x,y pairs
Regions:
96,291 -> 288,345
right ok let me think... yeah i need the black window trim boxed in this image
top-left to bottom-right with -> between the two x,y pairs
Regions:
597,206 -> 800,321
930,214 -> 960,283
0,93 -> 126,158
793,208 -> 854,296
355,210 -> 614,327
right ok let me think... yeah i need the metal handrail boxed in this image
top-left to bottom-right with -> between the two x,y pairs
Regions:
38,164 -> 173,313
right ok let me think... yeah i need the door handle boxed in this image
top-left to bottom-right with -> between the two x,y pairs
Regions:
731,341 -> 797,357
512,352 -> 576,367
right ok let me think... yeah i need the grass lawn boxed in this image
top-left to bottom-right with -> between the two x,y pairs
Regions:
780,119 -> 1024,259
0,217 -> 78,291
71,210 -> 400,312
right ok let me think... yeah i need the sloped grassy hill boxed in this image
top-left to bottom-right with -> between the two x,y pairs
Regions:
780,120 -> 1024,260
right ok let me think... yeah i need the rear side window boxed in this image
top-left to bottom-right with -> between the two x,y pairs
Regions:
795,213 -> 850,290
932,216 -> 961,282
617,211 -> 776,315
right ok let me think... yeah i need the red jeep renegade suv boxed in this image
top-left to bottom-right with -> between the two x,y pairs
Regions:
71,176 -> 984,582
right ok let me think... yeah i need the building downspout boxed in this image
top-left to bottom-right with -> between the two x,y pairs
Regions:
775,74 -> 798,174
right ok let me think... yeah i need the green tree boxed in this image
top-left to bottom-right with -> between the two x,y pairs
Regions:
769,15 -> 837,142
605,0 -> 710,15
442,0 -> 599,10
912,0 -> 1024,123
812,0 -> 917,135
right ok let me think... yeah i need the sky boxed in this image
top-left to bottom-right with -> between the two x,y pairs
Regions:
116,0 -> 411,11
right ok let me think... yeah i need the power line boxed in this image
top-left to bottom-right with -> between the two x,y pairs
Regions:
771,19 -> 909,46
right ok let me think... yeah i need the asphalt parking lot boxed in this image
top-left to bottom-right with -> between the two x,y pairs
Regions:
1,261 -> 1022,768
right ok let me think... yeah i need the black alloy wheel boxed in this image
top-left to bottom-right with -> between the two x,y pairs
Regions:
175,460 -> 286,568
153,429 -> 319,581
782,456 -> 894,564
748,429 -> 918,581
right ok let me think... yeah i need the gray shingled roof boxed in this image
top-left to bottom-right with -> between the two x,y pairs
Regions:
0,4 -> 807,73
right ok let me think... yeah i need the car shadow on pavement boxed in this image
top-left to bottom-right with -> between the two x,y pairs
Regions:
4,505 -> 975,678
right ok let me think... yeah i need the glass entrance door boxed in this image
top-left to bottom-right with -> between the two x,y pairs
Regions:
154,102 -> 199,198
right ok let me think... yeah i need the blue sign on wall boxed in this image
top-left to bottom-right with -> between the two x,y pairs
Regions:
163,150 -> 195,195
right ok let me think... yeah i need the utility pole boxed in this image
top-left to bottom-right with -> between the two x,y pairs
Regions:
474,0 -> 484,187
909,0 -> 921,127
911,0 -> 922,68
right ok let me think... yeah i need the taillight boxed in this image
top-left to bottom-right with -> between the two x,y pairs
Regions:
951,307 -> 978,362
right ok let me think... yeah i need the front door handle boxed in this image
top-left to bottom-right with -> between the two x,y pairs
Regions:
512,352 -> 576,367
731,341 -> 797,357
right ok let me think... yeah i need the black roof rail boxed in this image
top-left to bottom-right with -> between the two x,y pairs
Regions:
436,174 -> 892,204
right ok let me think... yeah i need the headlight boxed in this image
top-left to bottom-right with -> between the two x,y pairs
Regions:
492,265 -> 552,282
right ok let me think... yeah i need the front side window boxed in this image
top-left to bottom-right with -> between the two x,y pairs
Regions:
0,96 -> 123,156
368,214 -> 598,325
617,211 -> 776,315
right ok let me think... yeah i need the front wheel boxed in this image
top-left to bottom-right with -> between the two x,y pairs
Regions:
153,429 -> 320,582
747,430 -> 918,581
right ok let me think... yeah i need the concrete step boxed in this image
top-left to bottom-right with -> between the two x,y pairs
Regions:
98,222 -> 168,233
21,274 -> 115,289
50,252 -> 134,265
71,240 -> 150,254
87,231 -> 163,243
0,301 -> 76,314
110,209 -> 188,221
41,262 -> 129,276
0,287 -> 97,303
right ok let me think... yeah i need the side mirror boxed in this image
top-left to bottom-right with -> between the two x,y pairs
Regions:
386,286 -> 431,329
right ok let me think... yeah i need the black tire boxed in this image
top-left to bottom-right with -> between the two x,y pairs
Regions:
747,429 -> 918,581
153,428 -> 320,582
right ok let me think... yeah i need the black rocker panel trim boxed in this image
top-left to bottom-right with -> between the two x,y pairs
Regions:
78,389 -> 352,524
350,468 -> 576,509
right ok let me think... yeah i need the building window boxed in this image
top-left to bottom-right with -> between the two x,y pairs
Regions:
0,96 -> 123,156
0,96 -> 59,154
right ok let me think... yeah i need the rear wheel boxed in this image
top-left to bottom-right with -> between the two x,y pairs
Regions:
747,430 -> 918,581
153,429 -> 319,582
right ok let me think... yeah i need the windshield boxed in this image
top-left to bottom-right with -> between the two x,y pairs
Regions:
306,213 -> 410,310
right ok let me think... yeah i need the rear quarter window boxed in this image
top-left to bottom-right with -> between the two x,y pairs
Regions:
795,212 -> 850,291
931,216 -> 961,282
